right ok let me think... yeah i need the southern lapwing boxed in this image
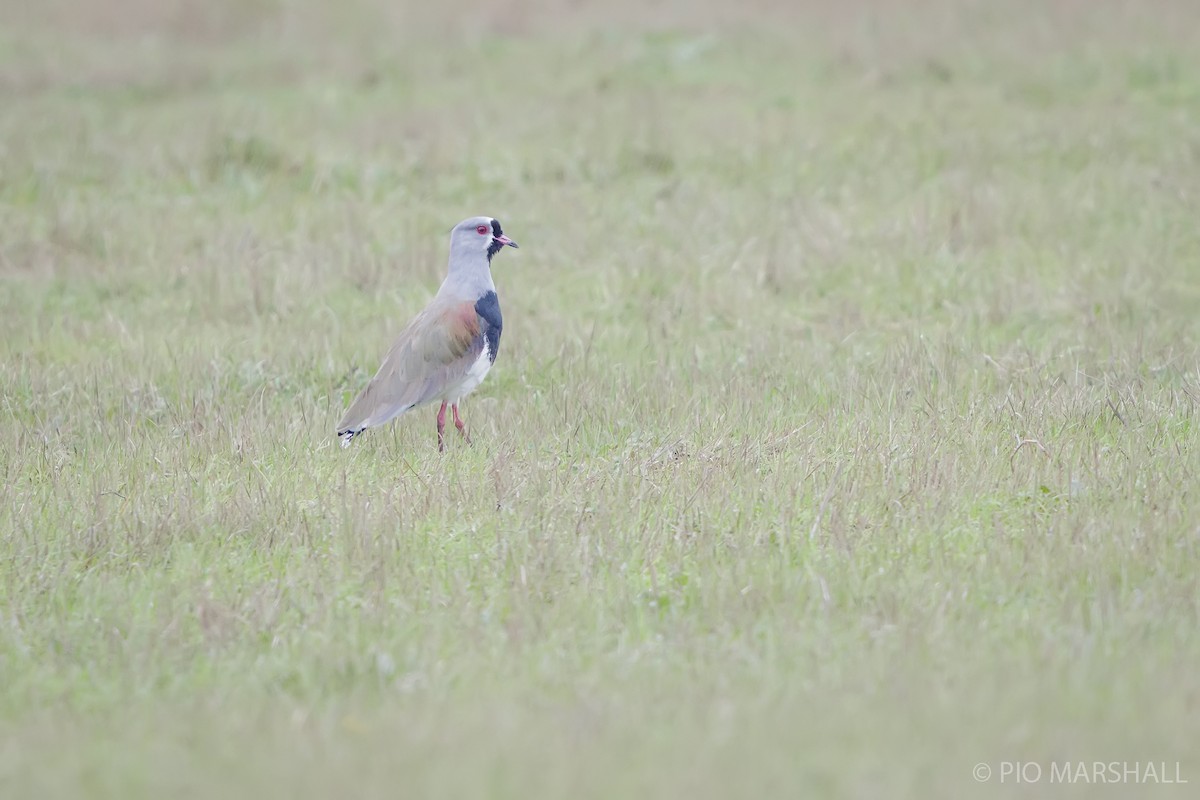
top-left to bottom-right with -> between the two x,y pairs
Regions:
336,216 -> 518,451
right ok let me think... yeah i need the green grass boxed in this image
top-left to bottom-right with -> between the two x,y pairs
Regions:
2,1 -> 1200,797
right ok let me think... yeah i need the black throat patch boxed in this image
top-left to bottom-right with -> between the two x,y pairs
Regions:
486,219 -> 505,261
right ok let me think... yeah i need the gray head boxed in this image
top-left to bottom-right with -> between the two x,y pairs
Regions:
449,216 -> 519,265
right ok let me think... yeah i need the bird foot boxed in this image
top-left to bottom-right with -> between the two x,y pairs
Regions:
452,404 -> 472,445
436,401 -> 448,453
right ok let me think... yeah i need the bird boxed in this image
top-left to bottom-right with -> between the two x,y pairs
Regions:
336,216 -> 518,451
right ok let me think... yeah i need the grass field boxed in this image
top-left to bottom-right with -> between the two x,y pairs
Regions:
2,0 -> 1199,797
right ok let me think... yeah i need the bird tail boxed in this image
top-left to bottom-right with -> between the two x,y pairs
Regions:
337,427 -> 364,448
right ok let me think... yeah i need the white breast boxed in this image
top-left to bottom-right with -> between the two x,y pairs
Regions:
445,341 -> 493,403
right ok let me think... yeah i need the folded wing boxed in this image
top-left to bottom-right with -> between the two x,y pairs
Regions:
337,300 -> 484,445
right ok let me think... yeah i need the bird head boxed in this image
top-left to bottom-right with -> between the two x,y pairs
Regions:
450,216 -> 518,263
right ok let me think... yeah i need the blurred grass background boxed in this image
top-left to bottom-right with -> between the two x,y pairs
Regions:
2,1 -> 1199,797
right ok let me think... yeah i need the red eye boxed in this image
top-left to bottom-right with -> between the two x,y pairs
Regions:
476,225 -> 489,235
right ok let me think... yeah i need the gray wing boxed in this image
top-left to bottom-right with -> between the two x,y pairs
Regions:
337,298 -> 484,444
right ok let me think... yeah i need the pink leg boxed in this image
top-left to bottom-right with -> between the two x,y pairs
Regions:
436,401 -> 448,452
452,404 -> 472,444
